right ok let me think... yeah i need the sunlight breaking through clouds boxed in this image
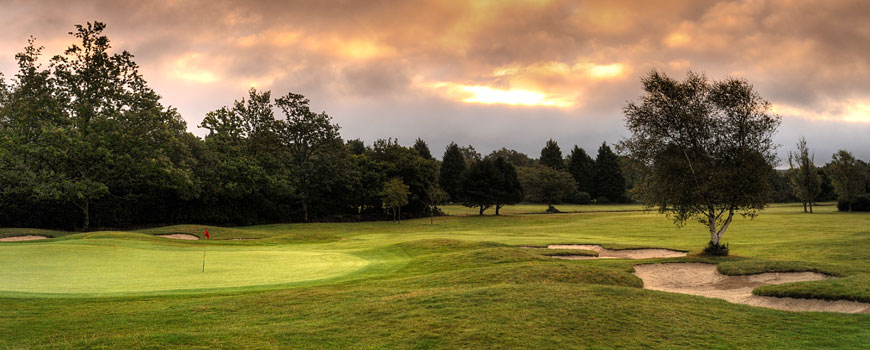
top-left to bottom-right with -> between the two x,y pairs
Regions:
425,81 -> 574,108
773,101 -> 870,123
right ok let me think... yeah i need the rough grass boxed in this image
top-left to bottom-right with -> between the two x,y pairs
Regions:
0,202 -> 868,349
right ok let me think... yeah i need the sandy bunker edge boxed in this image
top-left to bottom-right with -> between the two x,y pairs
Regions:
633,262 -> 870,314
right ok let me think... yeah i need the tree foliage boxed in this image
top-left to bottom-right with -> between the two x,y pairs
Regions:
380,178 -> 410,222
787,137 -> 821,213
593,143 -> 626,202
439,142 -> 466,202
828,150 -> 867,212
518,166 -> 576,211
539,139 -> 564,169
622,70 -> 780,250
567,145 -> 595,196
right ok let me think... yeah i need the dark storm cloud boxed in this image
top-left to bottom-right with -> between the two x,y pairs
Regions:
1,0 -> 868,162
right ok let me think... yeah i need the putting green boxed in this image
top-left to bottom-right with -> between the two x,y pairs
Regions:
0,237 -> 369,295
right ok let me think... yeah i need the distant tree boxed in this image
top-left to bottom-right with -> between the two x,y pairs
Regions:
519,166 -> 577,212
787,137 -> 821,213
817,167 -> 837,201
492,157 -> 524,215
593,143 -> 626,202
622,70 -> 780,254
539,139 -> 564,169
567,145 -> 595,196
368,138 -> 439,217
461,158 -> 497,215
828,150 -> 867,211
346,139 -> 366,155
459,145 -> 482,164
768,169 -> 798,203
381,177 -> 410,222
275,92 -> 341,222
413,138 -> 433,160
485,148 -> 534,167
425,184 -> 448,224
440,142 -> 466,201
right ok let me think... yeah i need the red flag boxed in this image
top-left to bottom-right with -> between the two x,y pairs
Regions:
205,228 -> 210,240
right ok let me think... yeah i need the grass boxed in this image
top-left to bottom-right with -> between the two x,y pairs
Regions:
0,202 -> 868,349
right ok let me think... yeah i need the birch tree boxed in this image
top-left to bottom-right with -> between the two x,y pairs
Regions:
622,71 -> 780,254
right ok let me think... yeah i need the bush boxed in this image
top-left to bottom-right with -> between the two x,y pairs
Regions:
571,191 -> 592,204
594,196 -> 611,204
616,193 -> 634,204
837,195 -> 870,212
702,241 -> 729,256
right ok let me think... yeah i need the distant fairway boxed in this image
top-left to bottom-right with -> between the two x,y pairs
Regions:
0,236 -> 368,295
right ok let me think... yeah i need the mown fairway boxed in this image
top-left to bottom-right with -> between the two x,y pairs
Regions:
1,203 -> 868,349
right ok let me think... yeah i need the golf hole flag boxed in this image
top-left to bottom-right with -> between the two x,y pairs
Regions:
202,228 -> 209,272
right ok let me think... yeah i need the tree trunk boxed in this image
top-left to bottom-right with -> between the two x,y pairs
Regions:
809,202 -> 814,213
709,211 -> 734,246
430,205 -> 434,224
82,200 -> 90,232
495,204 -> 501,216
479,206 -> 484,215
708,216 -> 718,245
803,202 -> 807,213
303,201 -> 309,222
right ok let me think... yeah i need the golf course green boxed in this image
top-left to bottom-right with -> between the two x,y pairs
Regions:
1,203 -> 868,349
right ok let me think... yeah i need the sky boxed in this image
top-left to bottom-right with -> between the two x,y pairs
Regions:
1,0 -> 868,164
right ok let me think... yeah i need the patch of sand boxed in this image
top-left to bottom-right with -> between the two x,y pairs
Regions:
0,235 -> 48,242
633,263 -> 870,314
547,244 -> 687,259
156,234 -> 199,240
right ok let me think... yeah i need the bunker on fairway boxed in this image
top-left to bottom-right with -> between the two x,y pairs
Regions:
633,263 -> 870,314
546,244 -> 687,259
0,238 -> 368,295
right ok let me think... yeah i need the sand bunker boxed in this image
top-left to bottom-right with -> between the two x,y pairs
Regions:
0,235 -> 48,242
547,244 -> 687,260
633,263 -> 870,314
156,234 -> 199,240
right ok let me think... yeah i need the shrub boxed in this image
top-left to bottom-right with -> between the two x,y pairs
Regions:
572,191 -> 592,204
702,241 -> 729,256
616,193 -> 634,204
594,196 -> 611,204
837,195 -> 870,212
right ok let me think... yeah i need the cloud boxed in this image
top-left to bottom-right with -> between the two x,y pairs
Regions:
0,0 -> 868,161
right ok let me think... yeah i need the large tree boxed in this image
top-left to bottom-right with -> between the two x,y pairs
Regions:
492,157 -> 524,215
518,166 -> 577,212
4,23 -> 195,230
787,137 -> 821,213
593,143 -> 626,202
567,145 -> 595,196
412,138 -> 433,160
828,150 -> 867,211
275,92 -> 341,222
439,142 -> 466,202
539,139 -> 564,169
622,70 -> 780,253
461,158 -> 497,215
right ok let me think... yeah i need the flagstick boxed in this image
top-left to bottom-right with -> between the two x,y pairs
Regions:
202,241 -> 207,272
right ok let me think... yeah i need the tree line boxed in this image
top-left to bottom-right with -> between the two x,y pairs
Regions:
1,23 -> 867,232
0,22 -> 632,230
